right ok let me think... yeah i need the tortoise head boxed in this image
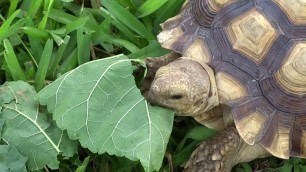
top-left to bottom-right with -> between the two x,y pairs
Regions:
148,58 -> 214,116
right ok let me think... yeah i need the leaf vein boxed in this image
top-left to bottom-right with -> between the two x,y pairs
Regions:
4,107 -> 60,153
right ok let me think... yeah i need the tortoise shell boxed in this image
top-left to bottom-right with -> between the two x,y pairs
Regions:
158,0 -> 306,159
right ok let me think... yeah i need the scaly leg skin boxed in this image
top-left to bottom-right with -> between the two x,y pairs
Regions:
140,52 -> 180,97
184,126 -> 270,172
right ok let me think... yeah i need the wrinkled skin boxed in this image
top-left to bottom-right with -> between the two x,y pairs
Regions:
148,59 -> 211,116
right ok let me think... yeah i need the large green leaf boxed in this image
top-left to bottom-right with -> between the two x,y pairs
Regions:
38,54 -> 174,171
0,145 -> 27,172
0,81 -> 78,170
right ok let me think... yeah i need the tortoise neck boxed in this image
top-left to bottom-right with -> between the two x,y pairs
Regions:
204,66 -> 220,112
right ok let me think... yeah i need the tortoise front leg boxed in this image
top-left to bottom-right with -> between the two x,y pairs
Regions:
184,126 -> 270,172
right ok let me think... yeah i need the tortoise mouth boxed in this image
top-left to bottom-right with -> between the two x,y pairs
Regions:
147,82 -> 208,116
147,85 -> 177,110
147,81 -> 189,115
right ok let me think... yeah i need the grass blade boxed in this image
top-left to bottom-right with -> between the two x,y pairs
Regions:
77,29 -> 91,64
153,0 -> 184,32
38,0 -> 54,29
75,156 -> 90,172
35,39 -> 53,90
22,27 -> 49,38
100,0 -> 155,40
17,35 -> 39,68
24,17 -> 43,64
49,35 -> 70,77
0,18 -> 26,41
66,17 -> 89,34
136,0 -> 168,18
92,30 -> 139,53
48,9 -> 99,31
241,162 -> 252,172
60,48 -> 78,73
26,0 -> 43,17
3,39 -> 26,81
7,0 -> 19,18
128,40 -> 168,59
97,8 -> 139,45
0,9 -> 21,41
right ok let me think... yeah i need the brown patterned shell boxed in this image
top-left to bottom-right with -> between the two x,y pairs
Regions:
158,0 -> 306,159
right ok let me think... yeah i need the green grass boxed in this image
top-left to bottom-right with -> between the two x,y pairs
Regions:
0,0 -> 184,85
0,0 -> 305,171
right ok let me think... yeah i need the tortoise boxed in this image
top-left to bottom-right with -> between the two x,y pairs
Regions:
144,0 -> 306,171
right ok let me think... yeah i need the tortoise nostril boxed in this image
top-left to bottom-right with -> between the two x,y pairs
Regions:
170,94 -> 183,100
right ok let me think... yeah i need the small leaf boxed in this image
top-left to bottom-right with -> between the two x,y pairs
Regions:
0,145 -> 27,172
38,54 -> 174,171
75,156 -> 90,172
0,81 -> 78,170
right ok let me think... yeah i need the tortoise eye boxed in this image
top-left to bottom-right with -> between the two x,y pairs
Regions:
170,94 -> 183,100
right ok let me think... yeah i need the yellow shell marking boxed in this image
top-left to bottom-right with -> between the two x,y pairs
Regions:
183,38 -> 212,63
216,72 -> 248,103
207,0 -> 233,12
236,111 -> 267,145
226,9 -> 278,64
276,42 -> 306,95
273,0 -> 306,25
265,126 -> 290,159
